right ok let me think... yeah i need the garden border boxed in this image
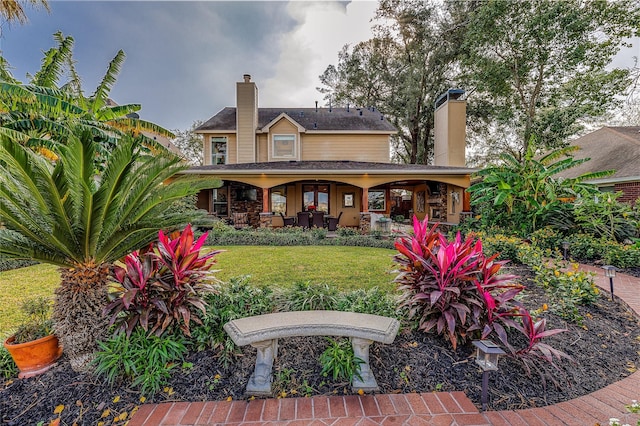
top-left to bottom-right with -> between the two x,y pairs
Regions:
129,264 -> 640,426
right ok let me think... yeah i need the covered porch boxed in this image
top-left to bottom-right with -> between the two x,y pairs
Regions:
185,161 -> 474,230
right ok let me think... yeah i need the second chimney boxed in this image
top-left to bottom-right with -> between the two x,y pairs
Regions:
433,89 -> 466,167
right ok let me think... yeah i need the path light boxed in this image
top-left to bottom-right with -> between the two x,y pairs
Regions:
472,340 -> 505,411
603,265 -> 617,301
561,241 -> 570,261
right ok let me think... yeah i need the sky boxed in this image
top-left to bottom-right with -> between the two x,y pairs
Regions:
2,1 -> 638,133
1,0 -> 379,131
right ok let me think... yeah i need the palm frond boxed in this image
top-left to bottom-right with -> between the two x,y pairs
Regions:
31,31 -> 75,88
89,50 -> 125,112
107,117 -> 175,138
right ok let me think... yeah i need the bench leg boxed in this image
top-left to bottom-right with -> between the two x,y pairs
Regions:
246,339 -> 278,395
351,337 -> 379,392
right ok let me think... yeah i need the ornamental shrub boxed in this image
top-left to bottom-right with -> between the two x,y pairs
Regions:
93,327 -> 187,396
478,233 -> 522,264
105,224 -> 220,337
604,244 -> 640,268
529,227 -> 564,252
394,216 -> 568,364
190,276 -> 274,359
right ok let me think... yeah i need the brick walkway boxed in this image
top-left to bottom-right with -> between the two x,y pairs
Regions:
129,264 -> 640,425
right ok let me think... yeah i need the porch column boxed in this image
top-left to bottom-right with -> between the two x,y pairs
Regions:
362,187 -> 369,212
262,188 -> 270,213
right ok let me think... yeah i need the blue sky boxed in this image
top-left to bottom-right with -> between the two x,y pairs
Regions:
1,1 -> 378,130
2,1 -> 638,132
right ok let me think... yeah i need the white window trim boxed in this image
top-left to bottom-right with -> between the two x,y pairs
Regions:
211,136 -> 228,165
271,134 -> 297,160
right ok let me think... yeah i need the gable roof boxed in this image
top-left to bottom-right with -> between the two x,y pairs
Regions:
195,107 -> 397,133
556,126 -> 640,184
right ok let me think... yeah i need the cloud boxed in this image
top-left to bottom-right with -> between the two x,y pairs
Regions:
261,0 -> 378,108
2,1 -> 377,130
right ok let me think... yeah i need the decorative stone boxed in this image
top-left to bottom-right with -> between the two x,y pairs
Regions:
359,212 -> 371,233
259,212 -> 273,228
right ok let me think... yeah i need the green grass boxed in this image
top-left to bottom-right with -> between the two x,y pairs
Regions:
0,246 -> 396,339
213,246 -> 396,291
0,263 -> 59,339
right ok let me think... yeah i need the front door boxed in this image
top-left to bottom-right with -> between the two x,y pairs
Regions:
302,184 -> 329,213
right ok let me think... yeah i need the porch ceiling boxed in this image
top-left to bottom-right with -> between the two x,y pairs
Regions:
182,161 -> 474,189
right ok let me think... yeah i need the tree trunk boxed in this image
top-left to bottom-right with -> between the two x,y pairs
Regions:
53,263 -> 111,372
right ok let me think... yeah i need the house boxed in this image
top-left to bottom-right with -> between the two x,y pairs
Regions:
186,74 -> 474,229
556,126 -> 640,205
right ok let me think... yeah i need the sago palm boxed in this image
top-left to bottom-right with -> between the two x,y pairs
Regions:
0,129 -> 218,371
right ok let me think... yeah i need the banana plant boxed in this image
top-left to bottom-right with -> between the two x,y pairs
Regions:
468,136 -> 614,233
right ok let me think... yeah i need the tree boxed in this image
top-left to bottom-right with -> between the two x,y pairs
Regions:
0,0 -> 48,26
461,0 -> 640,162
0,32 -> 174,161
467,138 -> 614,234
318,0 -> 469,164
172,121 -> 204,166
0,129 -> 218,371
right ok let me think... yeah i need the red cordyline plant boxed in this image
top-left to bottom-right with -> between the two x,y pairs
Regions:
105,224 -> 221,337
394,216 -> 568,363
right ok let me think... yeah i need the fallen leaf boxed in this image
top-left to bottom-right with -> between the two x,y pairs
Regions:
101,409 -> 111,418
53,405 -> 64,415
113,395 -> 121,403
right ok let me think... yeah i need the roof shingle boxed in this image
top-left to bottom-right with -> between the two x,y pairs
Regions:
196,107 -> 397,133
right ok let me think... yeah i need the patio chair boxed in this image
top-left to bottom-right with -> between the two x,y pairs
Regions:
327,211 -> 343,232
279,212 -> 295,227
232,212 -> 249,230
312,211 -> 325,229
296,212 -> 311,229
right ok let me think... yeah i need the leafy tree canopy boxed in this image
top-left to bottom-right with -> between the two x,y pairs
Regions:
461,0 -> 639,163
172,120 -> 204,166
318,0 -> 466,164
319,0 -> 639,165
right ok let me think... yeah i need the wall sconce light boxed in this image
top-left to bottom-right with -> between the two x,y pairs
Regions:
473,340 -> 505,411
561,241 -> 570,261
603,265 -> 617,301
450,191 -> 460,213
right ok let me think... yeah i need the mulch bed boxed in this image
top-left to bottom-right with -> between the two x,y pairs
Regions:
2,265 -> 640,425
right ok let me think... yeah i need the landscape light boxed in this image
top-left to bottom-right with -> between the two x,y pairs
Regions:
561,241 -> 570,261
472,340 -> 505,411
603,265 -> 617,301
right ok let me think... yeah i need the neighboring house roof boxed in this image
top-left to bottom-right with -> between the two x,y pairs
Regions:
195,107 -> 397,133
557,126 -> 640,185
189,160 -> 473,173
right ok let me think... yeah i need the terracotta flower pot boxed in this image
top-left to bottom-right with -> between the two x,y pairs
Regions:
4,334 -> 63,378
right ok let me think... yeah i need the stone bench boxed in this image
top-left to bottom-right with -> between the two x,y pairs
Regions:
223,310 -> 400,395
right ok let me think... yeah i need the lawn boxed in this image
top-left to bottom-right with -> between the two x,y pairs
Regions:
0,245 -> 396,338
0,263 -> 60,339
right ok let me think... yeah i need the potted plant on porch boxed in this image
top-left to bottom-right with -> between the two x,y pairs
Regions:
3,297 -> 62,378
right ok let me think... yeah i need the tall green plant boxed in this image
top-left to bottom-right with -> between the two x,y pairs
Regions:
0,130 -> 217,371
573,192 -> 638,242
468,139 -> 613,234
0,32 -> 173,160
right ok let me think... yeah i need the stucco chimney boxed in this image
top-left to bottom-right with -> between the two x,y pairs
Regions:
433,89 -> 466,167
236,74 -> 258,163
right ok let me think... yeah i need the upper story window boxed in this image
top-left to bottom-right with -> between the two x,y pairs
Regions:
272,134 -> 296,159
211,136 -> 227,165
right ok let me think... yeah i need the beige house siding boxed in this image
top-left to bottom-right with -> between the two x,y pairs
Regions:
301,134 -> 390,162
257,134 -> 268,162
268,119 -> 301,161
